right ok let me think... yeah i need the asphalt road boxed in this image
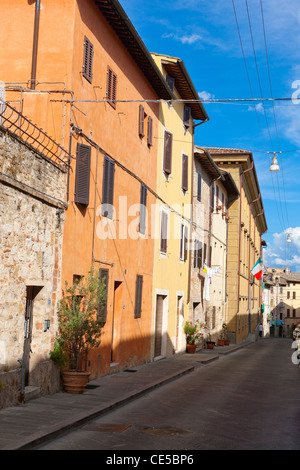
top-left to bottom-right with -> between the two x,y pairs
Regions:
39,338 -> 300,451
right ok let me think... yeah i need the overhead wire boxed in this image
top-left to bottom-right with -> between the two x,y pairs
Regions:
260,0 -> 290,232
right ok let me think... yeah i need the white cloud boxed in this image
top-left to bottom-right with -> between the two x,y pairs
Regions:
248,103 -> 264,114
264,227 -> 300,271
162,32 -> 202,45
198,91 -> 215,101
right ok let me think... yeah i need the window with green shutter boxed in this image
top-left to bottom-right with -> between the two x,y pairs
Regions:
139,185 -> 147,234
134,275 -> 143,318
75,143 -> 91,206
102,157 -> 115,219
98,269 -> 109,325
83,36 -> 94,84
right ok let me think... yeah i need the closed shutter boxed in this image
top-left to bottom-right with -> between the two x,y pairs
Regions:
194,240 -> 203,268
211,182 -> 215,212
139,185 -> 147,234
160,211 -> 168,254
107,66 -> 117,108
147,116 -> 153,146
184,225 -> 188,261
98,269 -> 109,324
102,157 -> 115,218
180,223 -> 184,260
182,154 -> 188,191
166,75 -> 175,92
83,37 -> 94,83
183,105 -> 191,127
75,143 -> 91,205
139,105 -> 145,137
197,172 -> 202,201
163,131 -> 172,174
134,275 -> 143,318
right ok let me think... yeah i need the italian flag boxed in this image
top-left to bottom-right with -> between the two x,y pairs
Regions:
251,258 -> 263,281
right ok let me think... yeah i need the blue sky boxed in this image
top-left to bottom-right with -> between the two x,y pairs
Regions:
120,0 -> 300,272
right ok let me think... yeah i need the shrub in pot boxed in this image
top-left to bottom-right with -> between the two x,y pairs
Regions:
50,265 -> 107,393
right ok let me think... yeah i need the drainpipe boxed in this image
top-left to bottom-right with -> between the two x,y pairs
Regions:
249,193 -> 261,332
30,0 -> 41,90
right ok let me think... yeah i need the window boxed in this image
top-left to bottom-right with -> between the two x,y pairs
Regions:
138,106 -> 153,146
98,269 -> 109,324
287,291 -> 290,299
197,172 -> 201,201
183,105 -> 191,127
194,240 -> 202,269
139,185 -> 147,234
182,154 -> 188,192
163,130 -> 173,174
160,210 -> 168,254
287,309 -> 290,318
83,36 -> 94,83
102,157 -> 115,218
166,75 -> 175,92
107,66 -> 117,108
293,292 -> 296,299
210,182 -> 215,213
147,116 -> 153,147
138,105 -> 145,137
293,309 -> 296,317
134,275 -> 143,318
75,143 -> 91,206
180,223 -> 188,261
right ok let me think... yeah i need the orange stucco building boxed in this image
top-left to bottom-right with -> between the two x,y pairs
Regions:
1,0 -> 173,378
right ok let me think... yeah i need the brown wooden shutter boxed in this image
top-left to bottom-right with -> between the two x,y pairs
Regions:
75,143 -> 91,205
98,269 -> 109,324
139,105 -> 145,137
147,116 -> 153,146
197,172 -> 202,201
163,131 -> 172,174
102,157 -> 115,218
182,154 -> 188,191
134,275 -> 143,318
139,185 -> 147,234
183,105 -> 191,127
160,211 -> 168,254
166,75 -> 175,92
107,67 -> 117,108
83,36 -> 94,83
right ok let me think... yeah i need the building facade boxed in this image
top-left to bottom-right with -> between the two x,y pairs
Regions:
0,0 -> 175,378
0,111 -> 67,407
190,147 -> 239,343
150,54 -> 209,357
204,148 -> 268,343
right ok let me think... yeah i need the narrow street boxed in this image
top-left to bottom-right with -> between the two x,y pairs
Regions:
39,338 -> 300,451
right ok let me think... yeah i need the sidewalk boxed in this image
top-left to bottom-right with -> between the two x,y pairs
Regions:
0,340 -> 253,450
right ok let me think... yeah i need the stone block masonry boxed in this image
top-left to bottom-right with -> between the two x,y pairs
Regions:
0,129 -> 67,407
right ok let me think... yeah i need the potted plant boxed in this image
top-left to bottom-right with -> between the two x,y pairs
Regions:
205,326 -> 215,349
50,264 -> 106,394
184,320 -> 205,353
222,322 -> 230,345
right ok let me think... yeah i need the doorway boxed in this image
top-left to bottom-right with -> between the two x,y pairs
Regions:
111,281 -> 123,364
154,294 -> 167,358
175,295 -> 184,351
23,286 -> 42,386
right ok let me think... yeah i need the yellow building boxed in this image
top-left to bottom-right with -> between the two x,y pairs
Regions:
205,148 -> 268,343
150,54 -> 209,357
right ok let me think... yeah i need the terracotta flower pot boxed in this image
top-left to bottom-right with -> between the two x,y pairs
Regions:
206,341 -> 215,349
186,344 -> 197,354
224,339 -> 230,346
218,339 -> 225,346
62,370 -> 91,394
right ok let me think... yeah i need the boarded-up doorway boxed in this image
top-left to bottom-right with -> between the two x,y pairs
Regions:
111,281 -> 122,364
154,294 -> 166,358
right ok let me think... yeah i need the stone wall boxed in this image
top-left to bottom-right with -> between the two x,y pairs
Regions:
0,129 -> 67,407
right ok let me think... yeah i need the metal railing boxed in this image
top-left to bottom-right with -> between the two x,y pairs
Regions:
0,99 -> 70,168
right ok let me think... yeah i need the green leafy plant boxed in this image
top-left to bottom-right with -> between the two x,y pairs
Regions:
184,320 -> 205,345
221,322 -> 229,340
51,264 -> 107,372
